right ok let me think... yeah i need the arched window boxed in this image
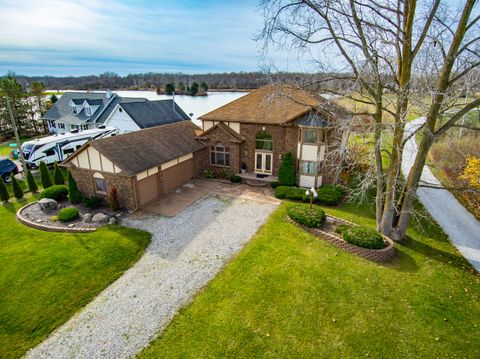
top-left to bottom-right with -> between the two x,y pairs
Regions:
210,142 -> 230,167
93,172 -> 107,193
255,131 -> 273,151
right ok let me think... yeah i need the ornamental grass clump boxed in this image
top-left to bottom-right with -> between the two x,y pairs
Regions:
340,226 -> 385,249
57,207 -> 80,222
287,203 -> 326,228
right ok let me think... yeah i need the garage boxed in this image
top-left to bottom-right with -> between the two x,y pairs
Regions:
136,174 -> 160,206
161,158 -> 195,194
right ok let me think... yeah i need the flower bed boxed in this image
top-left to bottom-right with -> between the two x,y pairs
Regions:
289,214 -> 395,262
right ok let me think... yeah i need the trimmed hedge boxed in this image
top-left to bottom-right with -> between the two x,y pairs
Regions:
230,175 -> 241,183
11,174 -> 24,199
341,226 -> 385,249
39,161 -> 52,189
26,170 -> 38,192
57,207 -> 80,222
287,203 -> 326,228
40,185 -> 69,201
275,185 -> 344,206
67,172 -> 82,204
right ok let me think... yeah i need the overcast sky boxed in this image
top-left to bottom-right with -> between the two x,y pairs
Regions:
0,0 -> 308,76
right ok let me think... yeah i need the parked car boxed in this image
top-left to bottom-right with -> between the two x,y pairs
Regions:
0,157 -> 19,183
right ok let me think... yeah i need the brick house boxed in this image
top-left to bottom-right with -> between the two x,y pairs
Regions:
62,121 -> 206,210
198,85 -> 350,187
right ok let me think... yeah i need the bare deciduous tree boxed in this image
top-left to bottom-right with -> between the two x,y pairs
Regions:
258,0 -> 480,240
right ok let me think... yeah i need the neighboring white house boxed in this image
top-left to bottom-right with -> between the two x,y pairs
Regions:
44,91 -> 191,134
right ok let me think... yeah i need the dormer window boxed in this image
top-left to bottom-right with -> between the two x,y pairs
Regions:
71,106 -> 78,115
85,106 -> 91,116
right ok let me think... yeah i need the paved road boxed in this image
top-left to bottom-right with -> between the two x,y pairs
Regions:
26,196 -> 278,359
402,118 -> 480,271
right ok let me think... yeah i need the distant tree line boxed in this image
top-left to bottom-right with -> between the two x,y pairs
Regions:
6,71 -> 355,92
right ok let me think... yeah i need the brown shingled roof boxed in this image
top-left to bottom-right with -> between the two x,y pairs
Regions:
198,85 -> 322,124
66,121 -> 205,176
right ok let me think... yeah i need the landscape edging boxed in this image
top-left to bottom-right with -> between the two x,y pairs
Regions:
291,214 -> 395,262
16,202 -> 96,233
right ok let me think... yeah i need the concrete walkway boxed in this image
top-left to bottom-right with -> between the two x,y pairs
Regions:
26,196 -> 278,358
403,118 -> 480,271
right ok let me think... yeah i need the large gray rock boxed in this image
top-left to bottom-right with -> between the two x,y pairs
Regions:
92,213 -> 109,224
83,213 -> 93,223
38,198 -> 58,211
108,217 -> 116,225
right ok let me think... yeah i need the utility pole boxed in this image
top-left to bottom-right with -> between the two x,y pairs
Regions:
6,96 -> 27,175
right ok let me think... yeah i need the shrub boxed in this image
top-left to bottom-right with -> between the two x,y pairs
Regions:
285,187 -> 307,201
341,226 -> 385,249
39,161 -> 52,189
83,196 -> 103,209
275,185 -> 290,199
57,207 -> 80,222
335,224 -> 351,235
203,170 -> 216,179
0,177 -> 10,202
219,168 -> 229,179
67,172 -> 82,204
230,175 -> 241,183
287,204 -> 326,228
52,162 -> 65,185
108,187 -> 119,212
270,181 -> 280,189
26,170 -> 38,192
317,185 -> 345,206
278,152 -> 296,186
40,185 -> 68,201
11,174 -> 24,199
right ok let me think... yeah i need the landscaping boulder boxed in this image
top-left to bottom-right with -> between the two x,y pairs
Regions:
38,198 -> 58,211
83,213 -> 93,223
92,213 -> 109,224
108,217 -> 116,224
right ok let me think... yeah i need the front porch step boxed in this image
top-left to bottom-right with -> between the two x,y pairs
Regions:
246,180 -> 268,187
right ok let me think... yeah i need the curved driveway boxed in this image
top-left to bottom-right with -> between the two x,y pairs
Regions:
403,118 -> 480,271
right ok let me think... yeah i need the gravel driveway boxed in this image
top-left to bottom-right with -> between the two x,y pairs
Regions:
26,196 -> 278,359
403,118 -> 480,272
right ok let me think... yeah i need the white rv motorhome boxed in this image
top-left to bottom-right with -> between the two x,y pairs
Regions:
22,127 -> 118,169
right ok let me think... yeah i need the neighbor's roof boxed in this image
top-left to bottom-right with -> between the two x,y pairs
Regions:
44,92 -> 116,125
120,100 -> 190,129
198,85 -> 349,125
68,121 -> 205,176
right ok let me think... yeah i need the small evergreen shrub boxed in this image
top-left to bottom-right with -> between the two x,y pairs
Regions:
287,204 -> 326,228
317,185 -> 345,206
40,185 -> 68,201
26,170 -> 38,192
229,175 -> 241,183
11,174 -> 24,199
53,162 -> 65,185
57,207 -> 80,222
83,196 -> 103,209
341,226 -> 385,249
335,224 -> 351,235
0,177 -> 10,202
270,181 -> 280,189
67,172 -> 82,204
108,187 -> 119,212
274,186 -> 290,199
39,161 -> 52,189
278,152 -> 296,186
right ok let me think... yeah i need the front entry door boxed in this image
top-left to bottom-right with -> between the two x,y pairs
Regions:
255,151 -> 273,174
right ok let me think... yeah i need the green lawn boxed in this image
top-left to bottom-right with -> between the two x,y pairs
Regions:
0,199 -> 151,358
141,200 -> 480,358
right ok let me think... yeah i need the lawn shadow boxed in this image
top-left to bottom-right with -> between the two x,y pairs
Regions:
396,235 -> 473,272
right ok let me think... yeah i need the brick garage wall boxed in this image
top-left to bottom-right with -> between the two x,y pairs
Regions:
239,123 -> 298,176
69,166 -> 136,209
193,148 -> 209,177
199,126 -> 240,176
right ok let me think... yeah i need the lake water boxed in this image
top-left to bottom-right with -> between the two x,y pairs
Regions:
60,90 -> 248,125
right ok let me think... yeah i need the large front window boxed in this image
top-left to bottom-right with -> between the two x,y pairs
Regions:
210,143 -> 230,167
301,161 -> 316,176
255,131 -> 273,151
303,128 -> 324,144
93,172 -> 107,193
